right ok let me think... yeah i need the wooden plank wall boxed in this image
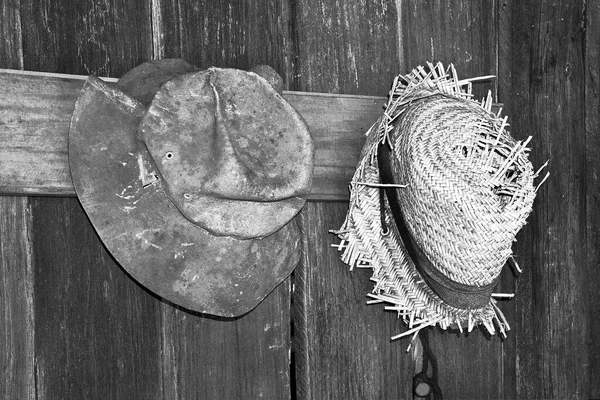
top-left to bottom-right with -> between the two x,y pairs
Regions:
506,2 -> 599,398
1,0 -> 599,399
585,1 -> 600,397
0,1 -> 34,399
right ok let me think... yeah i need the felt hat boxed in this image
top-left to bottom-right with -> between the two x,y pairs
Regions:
333,62 -> 547,340
69,59 -> 314,317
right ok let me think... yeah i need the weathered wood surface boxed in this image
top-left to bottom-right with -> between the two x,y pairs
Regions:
1,0 -> 599,398
399,0 -> 498,100
30,198 -> 293,399
292,0 -> 511,399
585,1 -> 600,397
158,0 -> 296,84
0,3 -> 35,400
0,0 -> 23,71
0,197 -> 35,400
160,285 -> 292,399
296,204 -> 415,399
296,0 -> 599,398
505,1 -> 600,398
19,0 -> 153,75
20,3 -> 165,400
0,69 -> 383,200
31,198 -> 164,399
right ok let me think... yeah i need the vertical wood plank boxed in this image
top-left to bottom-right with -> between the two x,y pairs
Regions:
497,2 -> 540,399
160,285 -> 291,399
0,3 -> 34,399
159,0 -> 297,89
296,204 -> 414,399
20,0 -> 153,76
502,1 -> 593,398
585,0 -> 600,397
0,197 -> 35,400
31,198 -> 163,399
497,2 -> 532,398
293,2 -> 414,399
295,0 -> 400,96
20,1 -> 165,398
152,1 -> 296,397
0,0 -> 23,70
397,1 -> 509,398
398,0 -> 498,100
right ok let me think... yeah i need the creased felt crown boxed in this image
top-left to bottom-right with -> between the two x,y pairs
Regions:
69,60 -> 314,317
333,62 -> 548,341
139,68 -> 314,239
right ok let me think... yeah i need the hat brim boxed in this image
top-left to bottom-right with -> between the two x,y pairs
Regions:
69,76 -> 300,317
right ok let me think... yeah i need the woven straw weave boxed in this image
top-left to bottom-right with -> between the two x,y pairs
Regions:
333,62 -> 547,341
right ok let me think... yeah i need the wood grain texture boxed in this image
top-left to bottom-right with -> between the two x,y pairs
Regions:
0,0 -> 23,70
585,1 -> 600,397
286,92 -> 385,200
159,0 -> 297,90
295,203 -> 414,399
295,0 -> 400,96
31,198 -> 164,399
398,0 -> 498,100
20,0 -> 153,76
496,1 -> 523,398
292,1 -> 416,399
0,72 -> 81,196
0,70 -> 386,201
0,197 -> 35,400
503,1 -> 593,398
18,0 -> 297,395
1,0 -> 597,398
425,328 -> 508,399
160,285 -> 291,399
0,4 -> 34,400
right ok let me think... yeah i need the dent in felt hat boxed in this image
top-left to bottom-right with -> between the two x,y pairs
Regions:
139,68 -> 313,239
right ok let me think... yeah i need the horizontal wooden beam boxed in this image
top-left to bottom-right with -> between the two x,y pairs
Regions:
0,69 -> 386,201
0,69 -> 501,201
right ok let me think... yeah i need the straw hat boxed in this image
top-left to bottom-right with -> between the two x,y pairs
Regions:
69,60 -> 313,317
333,62 -> 547,340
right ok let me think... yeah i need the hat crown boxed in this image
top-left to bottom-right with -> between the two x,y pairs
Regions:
390,95 -> 536,287
138,68 -> 314,239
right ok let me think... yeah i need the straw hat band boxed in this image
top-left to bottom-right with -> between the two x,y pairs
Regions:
378,143 -> 498,309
